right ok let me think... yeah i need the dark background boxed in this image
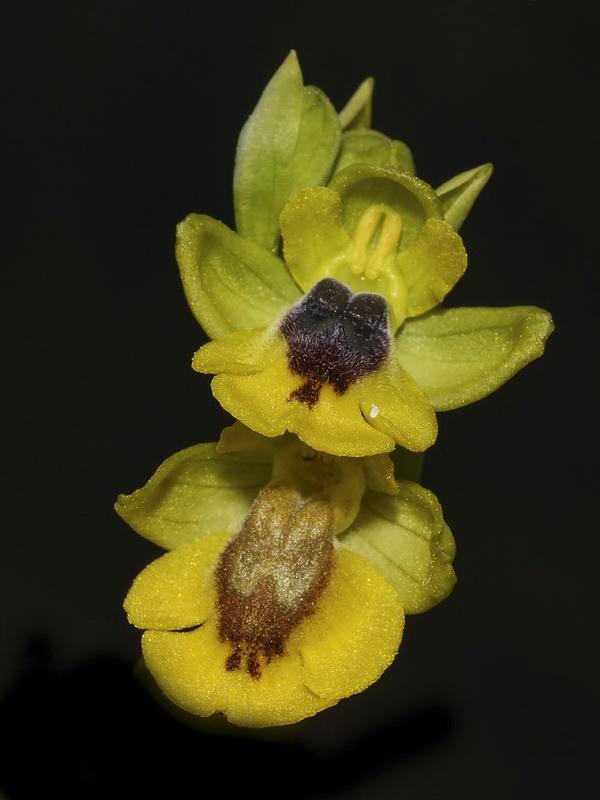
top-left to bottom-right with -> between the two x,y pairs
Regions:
3,1 -> 598,797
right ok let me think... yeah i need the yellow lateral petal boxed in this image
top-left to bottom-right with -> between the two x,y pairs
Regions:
280,186 -> 351,290
398,218 -> 467,318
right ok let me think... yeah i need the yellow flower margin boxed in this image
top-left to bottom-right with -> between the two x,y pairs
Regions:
193,320 -> 438,457
125,530 -> 404,728
185,169 -> 553,460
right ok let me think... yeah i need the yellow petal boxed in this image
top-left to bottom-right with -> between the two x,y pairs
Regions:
298,548 -> 404,699
124,532 -> 230,630
398,218 -> 467,318
207,336 -> 295,438
280,187 -> 351,290
140,546 -> 403,727
358,354 -> 438,453
196,323 -> 437,457
142,623 -> 335,728
202,333 -> 392,456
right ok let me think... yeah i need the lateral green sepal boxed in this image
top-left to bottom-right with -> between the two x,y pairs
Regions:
436,164 -> 493,232
176,213 -> 301,340
395,305 -> 555,410
338,77 -> 374,130
340,480 -> 456,614
115,444 -> 271,550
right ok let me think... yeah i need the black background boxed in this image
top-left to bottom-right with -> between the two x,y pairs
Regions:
3,1 -> 598,797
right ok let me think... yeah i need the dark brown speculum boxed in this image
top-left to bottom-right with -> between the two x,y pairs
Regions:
215,483 -> 334,679
280,278 -> 390,408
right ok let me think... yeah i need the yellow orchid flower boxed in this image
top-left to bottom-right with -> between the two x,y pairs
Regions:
193,274 -> 441,457
125,521 -> 404,728
118,426 -> 456,727
177,53 -> 552,459
185,161 -> 471,458
185,169 -> 551,458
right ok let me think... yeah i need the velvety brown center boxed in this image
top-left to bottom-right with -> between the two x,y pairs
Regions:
215,483 -> 334,680
280,278 -> 390,408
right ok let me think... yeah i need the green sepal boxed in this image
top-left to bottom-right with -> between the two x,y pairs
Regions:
176,213 -> 301,340
233,51 -> 341,252
395,305 -> 554,410
338,77 -> 374,130
436,164 -> 493,232
329,163 -> 444,247
115,444 -> 272,551
332,129 -> 415,177
340,480 -> 456,614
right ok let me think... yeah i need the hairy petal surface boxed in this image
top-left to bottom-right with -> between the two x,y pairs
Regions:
142,624 -> 335,728
299,548 -> 404,699
124,533 -> 230,630
130,536 -> 403,728
194,329 -> 437,457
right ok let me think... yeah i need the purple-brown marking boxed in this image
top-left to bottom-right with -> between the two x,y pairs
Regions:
215,483 -> 335,679
280,278 -> 390,408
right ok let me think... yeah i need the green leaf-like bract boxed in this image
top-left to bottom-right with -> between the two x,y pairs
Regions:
338,77 -> 374,130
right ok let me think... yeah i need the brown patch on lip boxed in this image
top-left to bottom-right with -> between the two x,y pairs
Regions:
281,278 -> 390,408
215,483 -> 334,679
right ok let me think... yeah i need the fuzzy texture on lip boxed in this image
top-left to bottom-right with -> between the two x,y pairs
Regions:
193,320 -> 438,458
125,529 -> 404,728
119,431 -> 458,727
215,485 -> 335,680
280,278 -> 391,407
